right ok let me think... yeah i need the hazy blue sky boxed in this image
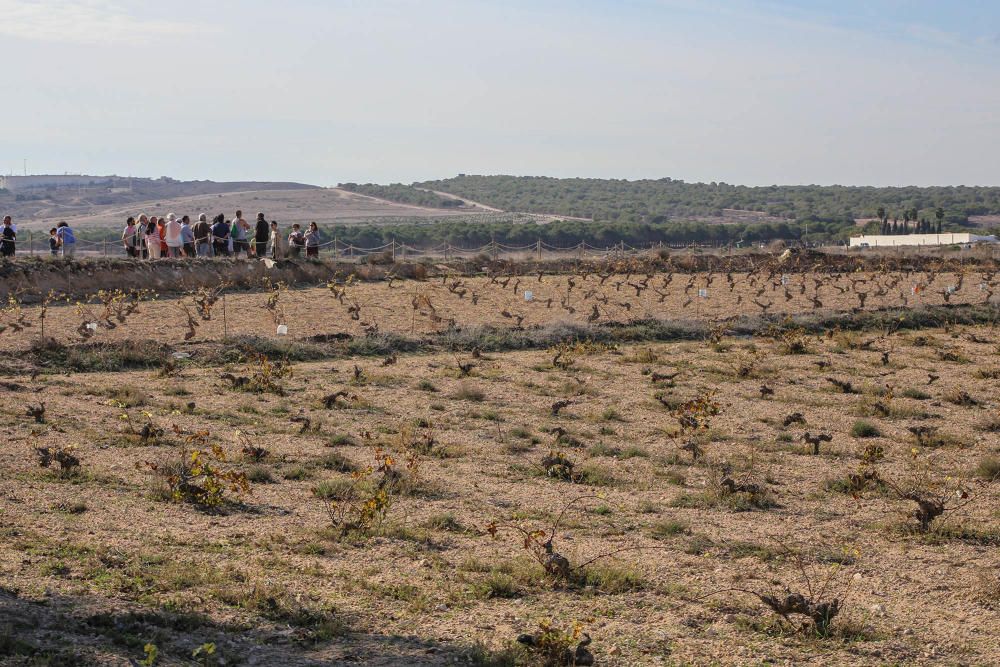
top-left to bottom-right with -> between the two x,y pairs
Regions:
1,0 -> 998,186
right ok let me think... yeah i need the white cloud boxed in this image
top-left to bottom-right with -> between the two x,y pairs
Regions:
0,0 -> 207,44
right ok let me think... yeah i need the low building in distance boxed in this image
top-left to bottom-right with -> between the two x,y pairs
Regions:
849,232 -> 998,248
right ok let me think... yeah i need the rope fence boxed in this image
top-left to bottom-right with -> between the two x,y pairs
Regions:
2,229 -> 813,262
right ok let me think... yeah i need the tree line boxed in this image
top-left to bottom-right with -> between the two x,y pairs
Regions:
317,219 -> 806,248
406,175 -> 1000,226
338,183 -> 463,209
872,206 -> 943,235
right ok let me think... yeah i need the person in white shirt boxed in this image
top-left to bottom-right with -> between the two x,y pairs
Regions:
164,213 -> 183,258
266,220 -> 283,258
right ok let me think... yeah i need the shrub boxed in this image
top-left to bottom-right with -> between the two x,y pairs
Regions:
473,572 -> 520,599
975,456 -> 1000,482
651,519 -> 690,539
422,513 -> 464,532
900,387 -> 930,400
313,449 -> 400,538
452,382 -> 485,402
145,443 -> 250,508
283,466 -> 311,481
327,433 -> 357,447
600,406 -> 623,421
35,445 -> 81,478
850,420 -> 881,438
316,452 -> 358,473
577,462 -> 617,487
943,389 -> 979,407
247,465 -> 276,484
581,563 -> 646,593
977,416 -> 1000,433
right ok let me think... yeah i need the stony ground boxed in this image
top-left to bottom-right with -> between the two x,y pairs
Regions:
1,291 -> 999,664
0,268 -> 992,354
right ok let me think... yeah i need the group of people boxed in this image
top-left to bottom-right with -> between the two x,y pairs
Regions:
0,211 -> 321,260
1,216 -> 76,258
121,210 -> 321,260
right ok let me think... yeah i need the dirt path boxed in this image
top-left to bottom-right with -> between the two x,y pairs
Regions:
417,187 -> 594,222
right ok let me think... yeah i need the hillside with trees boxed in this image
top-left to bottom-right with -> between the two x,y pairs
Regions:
412,175 -> 1000,228
338,183 -> 464,209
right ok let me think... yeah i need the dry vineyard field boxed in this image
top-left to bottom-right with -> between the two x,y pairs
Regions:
1,255 -> 1000,666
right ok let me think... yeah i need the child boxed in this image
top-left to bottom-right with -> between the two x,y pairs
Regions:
48,228 -> 59,256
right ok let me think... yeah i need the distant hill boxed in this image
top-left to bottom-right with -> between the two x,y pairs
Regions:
0,177 -> 318,226
413,175 -> 1000,226
338,183 -> 466,209
1,178 -> 488,231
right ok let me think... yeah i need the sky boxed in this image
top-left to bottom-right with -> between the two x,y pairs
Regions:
1,0 -> 999,187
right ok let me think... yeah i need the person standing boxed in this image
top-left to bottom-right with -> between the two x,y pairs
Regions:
156,217 -> 168,257
122,217 -> 138,257
211,214 -> 230,257
137,215 -> 150,259
48,228 -> 59,255
287,224 -> 305,258
56,222 -> 76,256
145,217 -> 162,259
267,220 -> 283,259
305,222 -> 320,258
232,209 -> 251,257
254,212 -> 269,258
163,214 -> 183,258
193,214 -> 212,257
0,217 -> 15,258
180,215 -> 195,257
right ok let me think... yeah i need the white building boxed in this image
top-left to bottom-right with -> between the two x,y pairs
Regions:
0,174 -> 113,191
850,233 -> 998,248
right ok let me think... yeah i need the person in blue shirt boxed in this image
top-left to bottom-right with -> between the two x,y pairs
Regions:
211,214 -> 230,257
56,222 -> 76,256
